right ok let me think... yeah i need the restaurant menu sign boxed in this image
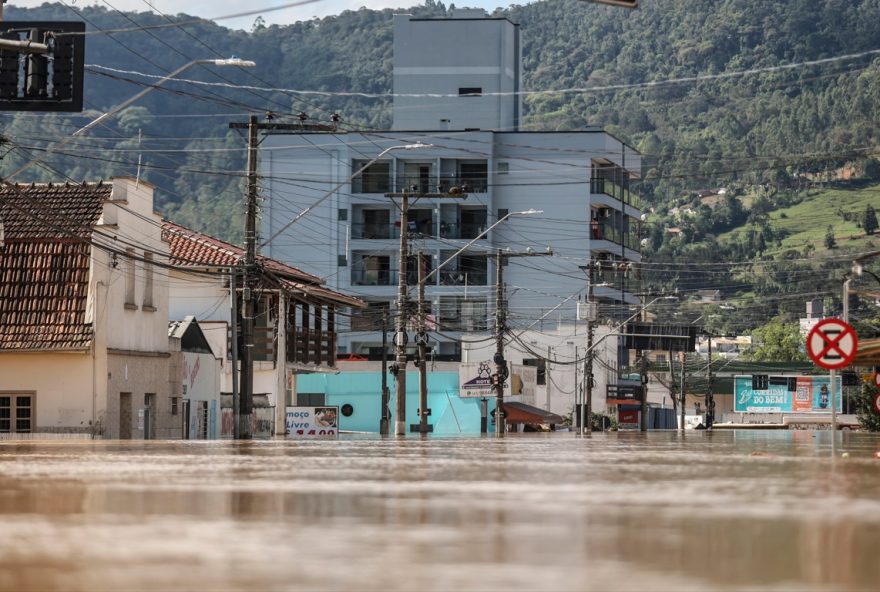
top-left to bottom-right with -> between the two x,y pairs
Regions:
285,406 -> 339,438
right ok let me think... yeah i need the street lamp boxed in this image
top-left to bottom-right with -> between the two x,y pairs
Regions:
260,143 -> 432,250
6,58 -> 257,181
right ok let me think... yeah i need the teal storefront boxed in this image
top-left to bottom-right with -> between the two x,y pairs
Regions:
295,371 -> 484,434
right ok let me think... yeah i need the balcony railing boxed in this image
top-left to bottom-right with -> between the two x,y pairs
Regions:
593,222 -> 641,253
393,175 -> 488,195
352,268 -> 397,286
288,329 -> 336,367
439,221 -> 488,239
227,327 -> 335,366
591,177 -> 643,211
439,270 -> 489,286
351,223 -> 399,240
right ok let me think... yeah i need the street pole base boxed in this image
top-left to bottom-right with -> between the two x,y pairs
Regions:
409,424 -> 433,433
394,420 -> 406,436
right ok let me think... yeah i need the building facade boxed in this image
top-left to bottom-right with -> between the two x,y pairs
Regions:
261,11 -> 643,363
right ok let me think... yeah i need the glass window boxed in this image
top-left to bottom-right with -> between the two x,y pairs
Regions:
352,161 -> 390,193
0,395 -> 33,433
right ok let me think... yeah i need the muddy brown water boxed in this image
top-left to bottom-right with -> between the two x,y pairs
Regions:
1,431 -> 878,591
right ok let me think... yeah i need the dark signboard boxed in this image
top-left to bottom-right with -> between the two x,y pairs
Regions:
623,323 -> 697,352
0,21 -> 85,112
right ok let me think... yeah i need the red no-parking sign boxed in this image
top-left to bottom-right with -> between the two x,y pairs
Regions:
874,393 -> 880,415
806,318 -> 858,370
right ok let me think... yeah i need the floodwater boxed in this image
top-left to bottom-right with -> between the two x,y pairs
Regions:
1,432 -> 879,592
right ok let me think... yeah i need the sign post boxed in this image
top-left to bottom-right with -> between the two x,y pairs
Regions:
806,318 -> 858,435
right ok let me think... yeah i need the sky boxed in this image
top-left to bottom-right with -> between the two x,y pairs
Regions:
9,1 -> 517,30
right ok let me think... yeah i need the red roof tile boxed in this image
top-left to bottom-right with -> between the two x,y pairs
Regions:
162,220 -> 365,309
0,182 -> 108,350
161,220 -> 322,284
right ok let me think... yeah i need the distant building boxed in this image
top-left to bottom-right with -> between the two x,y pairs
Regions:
169,316 -> 221,439
260,10 -> 643,361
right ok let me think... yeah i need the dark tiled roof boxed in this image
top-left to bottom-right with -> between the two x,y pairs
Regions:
0,182 -> 109,350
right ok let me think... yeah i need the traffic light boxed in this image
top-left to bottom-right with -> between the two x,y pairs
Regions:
752,374 -> 769,390
0,21 -> 85,112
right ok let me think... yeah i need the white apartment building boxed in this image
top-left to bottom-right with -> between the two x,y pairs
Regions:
260,10 -> 643,361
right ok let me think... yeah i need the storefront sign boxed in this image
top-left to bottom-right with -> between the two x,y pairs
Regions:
734,375 -> 842,413
459,362 -> 536,398
285,406 -> 339,439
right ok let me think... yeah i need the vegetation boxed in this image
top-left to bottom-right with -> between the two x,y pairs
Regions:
744,318 -> 809,363
1,1 -> 879,339
855,382 -> 880,432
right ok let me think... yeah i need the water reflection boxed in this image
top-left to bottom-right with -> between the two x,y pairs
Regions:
0,432 -> 878,591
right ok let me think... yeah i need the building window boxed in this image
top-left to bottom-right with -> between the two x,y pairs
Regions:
459,87 -> 482,96
352,160 -> 390,193
142,251 -> 155,311
522,359 -> 546,385
171,397 -> 179,416
338,254 -> 348,267
124,248 -> 137,309
297,393 -> 326,406
0,394 -> 33,433
338,208 -> 348,221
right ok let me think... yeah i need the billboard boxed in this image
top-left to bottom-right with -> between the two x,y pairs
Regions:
459,362 -> 536,399
285,406 -> 339,438
734,375 -> 842,413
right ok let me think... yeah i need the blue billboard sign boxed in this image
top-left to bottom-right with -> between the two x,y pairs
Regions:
734,375 -> 842,413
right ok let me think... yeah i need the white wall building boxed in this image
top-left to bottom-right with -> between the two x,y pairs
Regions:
261,11 -> 643,362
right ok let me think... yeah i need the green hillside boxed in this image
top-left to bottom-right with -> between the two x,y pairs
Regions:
1,1 -> 879,335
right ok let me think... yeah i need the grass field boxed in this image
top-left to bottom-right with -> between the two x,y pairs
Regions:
719,184 -> 880,256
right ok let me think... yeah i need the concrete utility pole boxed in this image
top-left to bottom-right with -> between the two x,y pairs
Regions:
493,247 -> 554,435
238,115 -> 260,439
414,251 -> 432,434
230,268 -> 240,439
639,351 -> 648,432
384,189 -> 466,436
585,264 -> 595,434
394,191 -> 411,436
380,309 -> 390,435
705,334 -> 714,429
679,351 -> 686,431
494,248 -> 506,435
229,118 -> 335,440
668,348 -> 676,423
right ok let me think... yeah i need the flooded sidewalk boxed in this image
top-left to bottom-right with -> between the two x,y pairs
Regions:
0,431 -> 878,591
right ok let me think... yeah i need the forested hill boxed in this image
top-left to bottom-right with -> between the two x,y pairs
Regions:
2,0 -> 879,244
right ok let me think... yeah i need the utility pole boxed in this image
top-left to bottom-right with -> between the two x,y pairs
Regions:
705,334 -> 714,429
393,191 -> 410,436
414,251 -> 432,434
494,248 -> 507,435
229,118 -> 336,440
237,115 -> 260,439
679,351 -> 686,431
639,351 -> 648,432
380,309 -> 390,435
585,264 -> 595,434
383,188 -> 467,436
230,268 -> 240,439
492,247 -> 554,435
668,348 -> 676,421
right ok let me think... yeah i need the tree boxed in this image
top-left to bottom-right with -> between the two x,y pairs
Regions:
864,204 -> 878,235
854,382 -> 880,432
824,225 -> 837,249
744,318 -> 809,362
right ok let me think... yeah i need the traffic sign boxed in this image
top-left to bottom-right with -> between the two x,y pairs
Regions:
874,393 -> 880,415
806,318 -> 858,370
874,372 -> 880,389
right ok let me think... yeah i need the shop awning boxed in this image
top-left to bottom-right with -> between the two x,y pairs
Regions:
502,402 -> 564,425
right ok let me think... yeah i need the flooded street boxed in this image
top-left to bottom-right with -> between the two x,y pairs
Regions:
1,432 -> 879,592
